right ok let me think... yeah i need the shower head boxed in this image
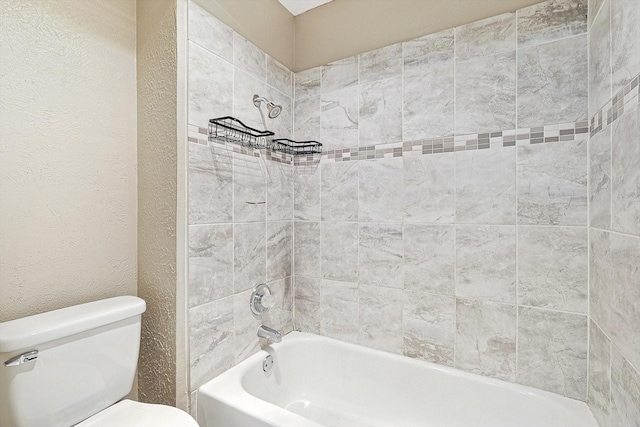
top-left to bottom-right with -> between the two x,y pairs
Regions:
253,94 -> 282,119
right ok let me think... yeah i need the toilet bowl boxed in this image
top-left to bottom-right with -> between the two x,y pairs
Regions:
0,296 -> 198,427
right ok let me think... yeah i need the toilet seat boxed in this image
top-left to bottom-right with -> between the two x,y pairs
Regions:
75,399 -> 199,427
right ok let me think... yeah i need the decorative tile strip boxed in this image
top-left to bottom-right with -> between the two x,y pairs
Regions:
316,121 -> 589,164
590,73 -> 640,137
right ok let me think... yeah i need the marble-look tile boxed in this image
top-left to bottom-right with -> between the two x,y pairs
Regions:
266,221 -> 292,282
455,12 -> 516,61
403,30 -> 455,140
321,279 -> 359,343
403,154 -> 455,223
359,285 -> 403,354
589,0 -> 611,115
233,152 -> 266,223
233,68 -> 264,130
589,126 -> 612,229
266,160 -> 293,221
188,224 -> 233,308
233,33 -> 266,81
517,35 -> 588,127
589,0 -> 606,27
611,349 -> 640,426
188,144 -> 233,224
518,226 -> 588,313
233,222 -> 266,293
404,225 -> 455,295
359,43 -> 402,84
294,165 -> 321,221
588,320 -> 611,427
267,56 -> 292,97
359,158 -> 403,222
320,86 -> 359,150
263,277 -> 293,334
403,291 -> 455,366
188,41 -> 233,127
359,76 -> 402,145
294,221 -> 320,278
189,391 -> 197,418
517,307 -> 587,400
517,0 -> 587,48
294,96 -> 320,142
265,86 -> 292,139
321,56 -> 358,93
358,223 -> 403,289
455,299 -> 516,381
456,147 -> 516,224
321,161 -> 358,221
589,228 -> 613,334
294,276 -> 321,333
517,139 -> 588,225
612,108 -> 640,236
611,0 -> 640,93
455,225 -> 516,304
295,66 -> 322,100
188,0 -> 233,62
321,222 -> 358,282
455,51 -> 516,134
189,297 -> 234,389
233,289 -> 260,363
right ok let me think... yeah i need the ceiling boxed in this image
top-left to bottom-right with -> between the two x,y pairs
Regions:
277,0 -> 334,16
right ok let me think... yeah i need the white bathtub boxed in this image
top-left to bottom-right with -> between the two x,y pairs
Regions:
197,332 -> 597,427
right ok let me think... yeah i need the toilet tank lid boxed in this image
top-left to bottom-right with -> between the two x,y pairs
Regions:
0,296 -> 146,353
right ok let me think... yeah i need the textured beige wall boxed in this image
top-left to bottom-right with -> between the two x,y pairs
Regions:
0,0 -> 137,322
192,0 -> 295,69
136,0 -> 180,407
295,0 -> 547,71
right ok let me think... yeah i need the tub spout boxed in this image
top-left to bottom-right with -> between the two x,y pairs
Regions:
257,325 -> 282,343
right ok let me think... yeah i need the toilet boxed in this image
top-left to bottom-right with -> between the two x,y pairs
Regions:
0,296 -> 199,427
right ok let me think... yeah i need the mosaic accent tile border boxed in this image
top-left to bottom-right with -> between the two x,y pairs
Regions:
316,121 -> 589,164
590,73 -> 640,137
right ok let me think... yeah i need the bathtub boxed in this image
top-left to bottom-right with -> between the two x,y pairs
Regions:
197,332 -> 597,427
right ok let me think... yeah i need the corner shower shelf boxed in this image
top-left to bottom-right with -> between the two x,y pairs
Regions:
209,116 -> 274,149
271,138 -> 323,155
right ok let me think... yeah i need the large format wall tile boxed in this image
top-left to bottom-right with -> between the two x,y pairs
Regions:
295,66 -> 321,100
404,225 -> 455,295
321,279 -> 359,343
294,276 -> 321,333
518,226 -> 588,313
188,144 -> 233,224
266,221 -> 292,282
359,76 -> 402,145
517,34 -> 588,127
188,0 -> 233,62
517,0 -> 587,48
234,222 -> 266,293
517,307 -> 588,400
266,160 -> 293,221
359,223 -> 403,289
611,0 -> 640,93
321,161 -> 358,221
294,221 -> 320,278
265,86 -> 293,139
455,12 -> 516,61
589,228 -> 613,334
589,0 -> 611,115
589,127 -> 612,229
267,56 -> 292,97
188,224 -> 233,308
517,139 -> 588,225
455,299 -> 517,381
294,166 -> 321,221
233,33 -> 266,81
455,225 -> 516,304
321,222 -> 358,282
588,320 -> 611,427
232,152 -> 266,222
233,68 -> 265,131
403,154 -> 455,224
359,158 -> 404,222
360,285 -> 403,353
456,147 -> 516,224
263,277 -> 293,334
359,43 -> 402,84
611,107 -> 640,236
294,96 -> 320,142
320,86 -> 359,150
403,291 -> 455,366
188,41 -> 233,127
322,56 -> 358,93
233,289 -> 260,362
611,348 -> 640,426
455,51 -> 516,134
589,0 -> 606,27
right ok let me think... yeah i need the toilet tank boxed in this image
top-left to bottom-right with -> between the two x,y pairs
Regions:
0,296 -> 146,427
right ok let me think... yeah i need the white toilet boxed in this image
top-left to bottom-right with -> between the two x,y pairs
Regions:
0,296 -> 199,427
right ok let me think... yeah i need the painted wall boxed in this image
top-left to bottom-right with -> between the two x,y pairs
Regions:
586,0 -> 640,424
185,1 -> 295,414
293,0 -> 593,401
0,0 -> 137,321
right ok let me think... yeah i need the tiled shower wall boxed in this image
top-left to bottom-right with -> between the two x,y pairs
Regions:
586,0 -> 640,424
293,0 -> 595,401
186,1 -> 294,410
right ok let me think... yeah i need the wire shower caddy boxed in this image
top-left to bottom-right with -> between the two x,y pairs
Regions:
208,117 -> 274,149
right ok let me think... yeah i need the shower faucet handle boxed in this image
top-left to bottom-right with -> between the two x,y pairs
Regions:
250,284 -> 276,317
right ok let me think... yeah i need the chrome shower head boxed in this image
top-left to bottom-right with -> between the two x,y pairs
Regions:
253,94 -> 282,119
